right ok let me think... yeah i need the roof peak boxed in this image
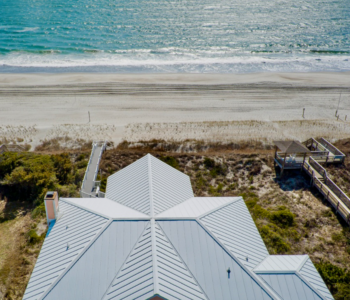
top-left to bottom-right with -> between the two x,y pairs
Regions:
105,154 -> 194,216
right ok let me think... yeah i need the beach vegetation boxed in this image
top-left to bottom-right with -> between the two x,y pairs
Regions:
160,156 -> 179,170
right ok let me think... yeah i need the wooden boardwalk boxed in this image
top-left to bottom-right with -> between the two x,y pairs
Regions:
303,157 -> 350,224
274,138 -> 349,224
80,141 -> 106,198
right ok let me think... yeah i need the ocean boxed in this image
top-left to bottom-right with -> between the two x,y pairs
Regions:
0,0 -> 349,73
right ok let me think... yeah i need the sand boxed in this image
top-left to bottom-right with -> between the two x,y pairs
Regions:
0,72 -> 349,149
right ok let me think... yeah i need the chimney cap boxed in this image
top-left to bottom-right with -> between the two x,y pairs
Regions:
46,191 -> 55,199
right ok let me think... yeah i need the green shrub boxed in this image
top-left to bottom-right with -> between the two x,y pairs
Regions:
204,157 -> 215,169
270,210 -> 295,228
52,153 -> 73,184
0,151 -> 80,206
316,261 -> 350,298
100,177 -> 107,192
208,183 -> 224,196
332,232 -> 345,243
160,156 -> 179,170
31,202 -> 46,219
26,229 -> 43,245
203,157 -> 226,177
260,225 -> 291,254
76,160 -> 88,169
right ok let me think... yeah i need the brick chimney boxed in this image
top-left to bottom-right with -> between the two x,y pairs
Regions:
44,191 -> 59,225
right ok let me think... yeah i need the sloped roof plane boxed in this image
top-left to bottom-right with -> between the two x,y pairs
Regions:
273,140 -> 311,154
24,154 -> 333,300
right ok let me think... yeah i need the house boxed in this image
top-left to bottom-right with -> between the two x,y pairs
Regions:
24,154 -> 333,300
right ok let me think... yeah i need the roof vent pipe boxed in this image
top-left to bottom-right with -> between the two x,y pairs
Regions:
44,191 -> 59,226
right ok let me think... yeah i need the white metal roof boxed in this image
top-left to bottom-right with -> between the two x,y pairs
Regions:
299,258 -> 334,300
24,154 -> 334,300
156,196 -> 237,218
106,154 -> 194,217
23,201 -> 109,300
62,197 -> 149,219
254,255 -> 308,273
200,199 -> 269,269
258,274 -> 324,300
253,255 -> 334,300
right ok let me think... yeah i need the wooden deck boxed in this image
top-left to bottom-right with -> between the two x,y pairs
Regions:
274,138 -> 349,224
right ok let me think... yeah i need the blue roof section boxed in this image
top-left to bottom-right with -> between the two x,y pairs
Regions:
299,258 -> 334,300
23,201 -> 109,300
258,274 -> 324,300
158,220 -> 274,300
200,199 -> 268,269
45,220 -> 55,237
44,221 -> 148,300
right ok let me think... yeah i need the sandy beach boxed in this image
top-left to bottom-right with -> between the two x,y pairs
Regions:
0,72 -> 349,149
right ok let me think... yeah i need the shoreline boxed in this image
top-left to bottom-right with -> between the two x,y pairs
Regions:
0,72 -> 349,149
1,71 -> 350,86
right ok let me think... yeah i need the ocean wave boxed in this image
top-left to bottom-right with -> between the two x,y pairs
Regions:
0,52 -> 350,73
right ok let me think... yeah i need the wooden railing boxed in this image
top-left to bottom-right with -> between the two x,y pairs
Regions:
309,157 -> 327,180
325,177 -> 350,210
313,177 -> 350,223
303,158 -> 350,224
320,138 -> 345,162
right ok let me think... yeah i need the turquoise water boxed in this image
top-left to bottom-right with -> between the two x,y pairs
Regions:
0,0 -> 349,73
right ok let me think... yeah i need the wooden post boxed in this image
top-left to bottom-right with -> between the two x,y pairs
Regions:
281,152 -> 287,178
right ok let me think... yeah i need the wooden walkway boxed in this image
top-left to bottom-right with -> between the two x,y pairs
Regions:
302,157 -> 350,224
80,141 -> 106,198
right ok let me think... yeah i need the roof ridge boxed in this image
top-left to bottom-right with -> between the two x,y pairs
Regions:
197,197 -> 242,219
61,198 -> 150,220
60,198 -> 111,219
294,272 -> 327,300
253,255 -> 309,274
148,154 -> 155,217
155,221 -> 209,300
101,221 -> 152,300
296,255 -> 310,272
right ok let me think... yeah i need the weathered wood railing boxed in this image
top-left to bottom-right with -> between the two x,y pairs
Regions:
309,157 -> 327,180
324,177 -> 350,210
320,138 -> 345,163
313,177 -> 350,224
303,157 -> 350,224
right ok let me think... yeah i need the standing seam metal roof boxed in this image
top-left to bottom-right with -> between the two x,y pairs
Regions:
24,154 -> 334,300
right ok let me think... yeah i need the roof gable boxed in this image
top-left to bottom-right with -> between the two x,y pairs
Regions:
106,154 -> 194,217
